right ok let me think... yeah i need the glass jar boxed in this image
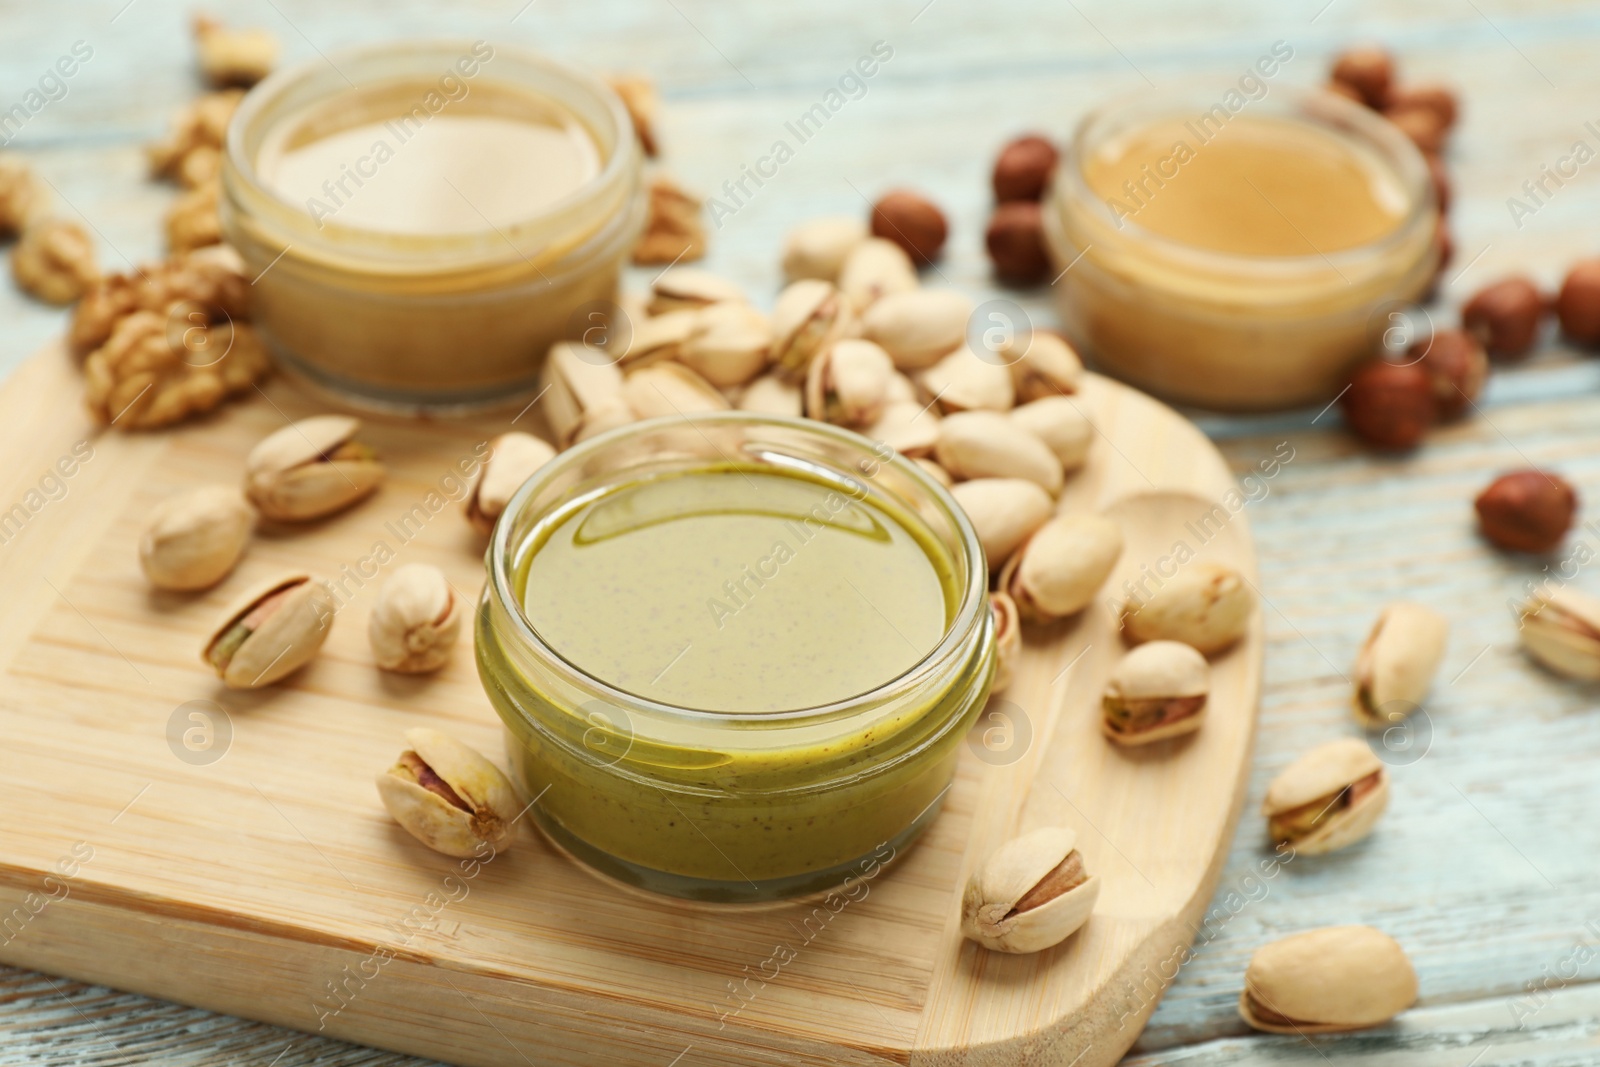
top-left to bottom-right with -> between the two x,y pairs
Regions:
476,414 -> 995,903
221,40 -> 644,412
1044,84 -> 1440,411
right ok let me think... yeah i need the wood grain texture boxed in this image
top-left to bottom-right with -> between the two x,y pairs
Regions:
3,0 -> 1600,1063
0,346 -> 1262,1067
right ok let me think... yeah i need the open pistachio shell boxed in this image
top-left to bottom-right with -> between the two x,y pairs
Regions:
737,373 -> 803,418
466,432 -> 556,534
1010,396 -> 1093,472
682,302 -> 771,387
139,485 -> 254,591
991,590 -> 1021,691
1121,562 -> 1254,656
647,267 -> 743,315
244,415 -> 384,522
935,410 -> 1064,495
861,289 -> 972,370
771,278 -> 854,381
1007,332 -> 1085,401
203,572 -> 335,688
920,347 -> 1016,414
368,563 -> 461,674
804,338 -> 894,427
1519,587 -> 1600,681
376,728 -> 521,857
1000,513 -> 1123,621
1240,925 -> 1417,1033
950,478 -> 1053,568
961,826 -> 1099,954
1353,601 -> 1449,725
1262,738 -> 1388,855
623,362 -> 731,420
1101,640 -> 1209,746
540,342 -> 630,448
615,309 -> 696,371
781,215 -> 867,282
838,237 -> 917,310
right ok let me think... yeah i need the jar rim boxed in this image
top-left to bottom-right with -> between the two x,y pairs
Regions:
1054,79 -> 1436,273
485,412 -> 992,725
224,37 -> 639,263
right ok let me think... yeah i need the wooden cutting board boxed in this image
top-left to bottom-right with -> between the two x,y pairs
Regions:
0,345 -> 1261,1067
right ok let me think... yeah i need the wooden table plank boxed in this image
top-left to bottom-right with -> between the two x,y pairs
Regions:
4,0 -> 1600,1063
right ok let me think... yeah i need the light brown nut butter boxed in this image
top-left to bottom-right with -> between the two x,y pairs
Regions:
1352,601 -> 1448,725
999,513 -> 1123,621
1009,396 -> 1093,472
961,826 -> 1099,954
1121,562 -> 1254,656
1240,925 -> 1417,1034
804,338 -> 894,427
949,478 -> 1053,568
1101,640 -> 1209,746
465,432 -> 557,534
369,563 -> 461,674
1262,738 -> 1389,855
935,410 -> 1064,495
139,485 -> 255,591
1518,587 -> 1600,681
244,415 -> 385,522
203,573 -> 335,688
376,728 -> 521,857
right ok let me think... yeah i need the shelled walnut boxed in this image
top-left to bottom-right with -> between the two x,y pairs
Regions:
165,180 -> 223,253
0,157 -> 48,236
193,15 -> 278,88
148,90 -> 243,183
12,218 -> 98,304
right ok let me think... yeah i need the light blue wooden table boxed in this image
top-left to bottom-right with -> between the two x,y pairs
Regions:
4,0 -> 1600,1063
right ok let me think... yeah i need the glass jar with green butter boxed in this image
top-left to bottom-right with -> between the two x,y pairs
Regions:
477,414 -> 995,902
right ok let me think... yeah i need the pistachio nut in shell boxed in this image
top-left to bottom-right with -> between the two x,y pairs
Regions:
950,478 -> 1053,567
369,563 -> 462,674
916,457 -> 954,489
244,415 -> 384,522
837,236 -> 917,310
647,266 -> 743,315
1352,601 -> 1448,725
991,590 -> 1021,691
1102,641 -> 1209,745
623,362 -> 731,420
540,341 -> 631,448
961,826 -> 1099,954
770,278 -> 854,381
1000,513 -> 1123,621
376,728 -> 520,857
682,301 -> 771,387
203,573 -> 334,688
1240,925 -> 1417,1033
1518,587 -> 1600,681
737,373 -> 803,418
1009,397 -> 1093,472
860,289 -> 972,370
1121,562 -> 1254,655
465,432 -> 556,534
781,215 -> 867,282
935,410 -> 1064,495
865,400 -> 941,459
139,485 -> 254,591
920,347 -> 1016,414
1262,738 -> 1388,855
1006,332 -> 1084,401
804,338 -> 894,427
614,309 -> 695,371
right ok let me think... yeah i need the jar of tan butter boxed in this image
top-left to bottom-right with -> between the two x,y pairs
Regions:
221,40 -> 645,412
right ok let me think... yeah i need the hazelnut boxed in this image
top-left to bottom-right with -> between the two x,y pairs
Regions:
1463,276 -> 1546,360
1414,328 -> 1487,421
1389,84 -> 1458,130
1383,102 -> 1447,155
1556,258 -> 1600,346
992,135 -> 1059,202
870,189 -> 947,266
1475,469 -> 1578,554
1331,46 -> 1393,108
986,201 -> 1051,286
1425,153 -> 1451,213
1340,359 -> 1434,450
